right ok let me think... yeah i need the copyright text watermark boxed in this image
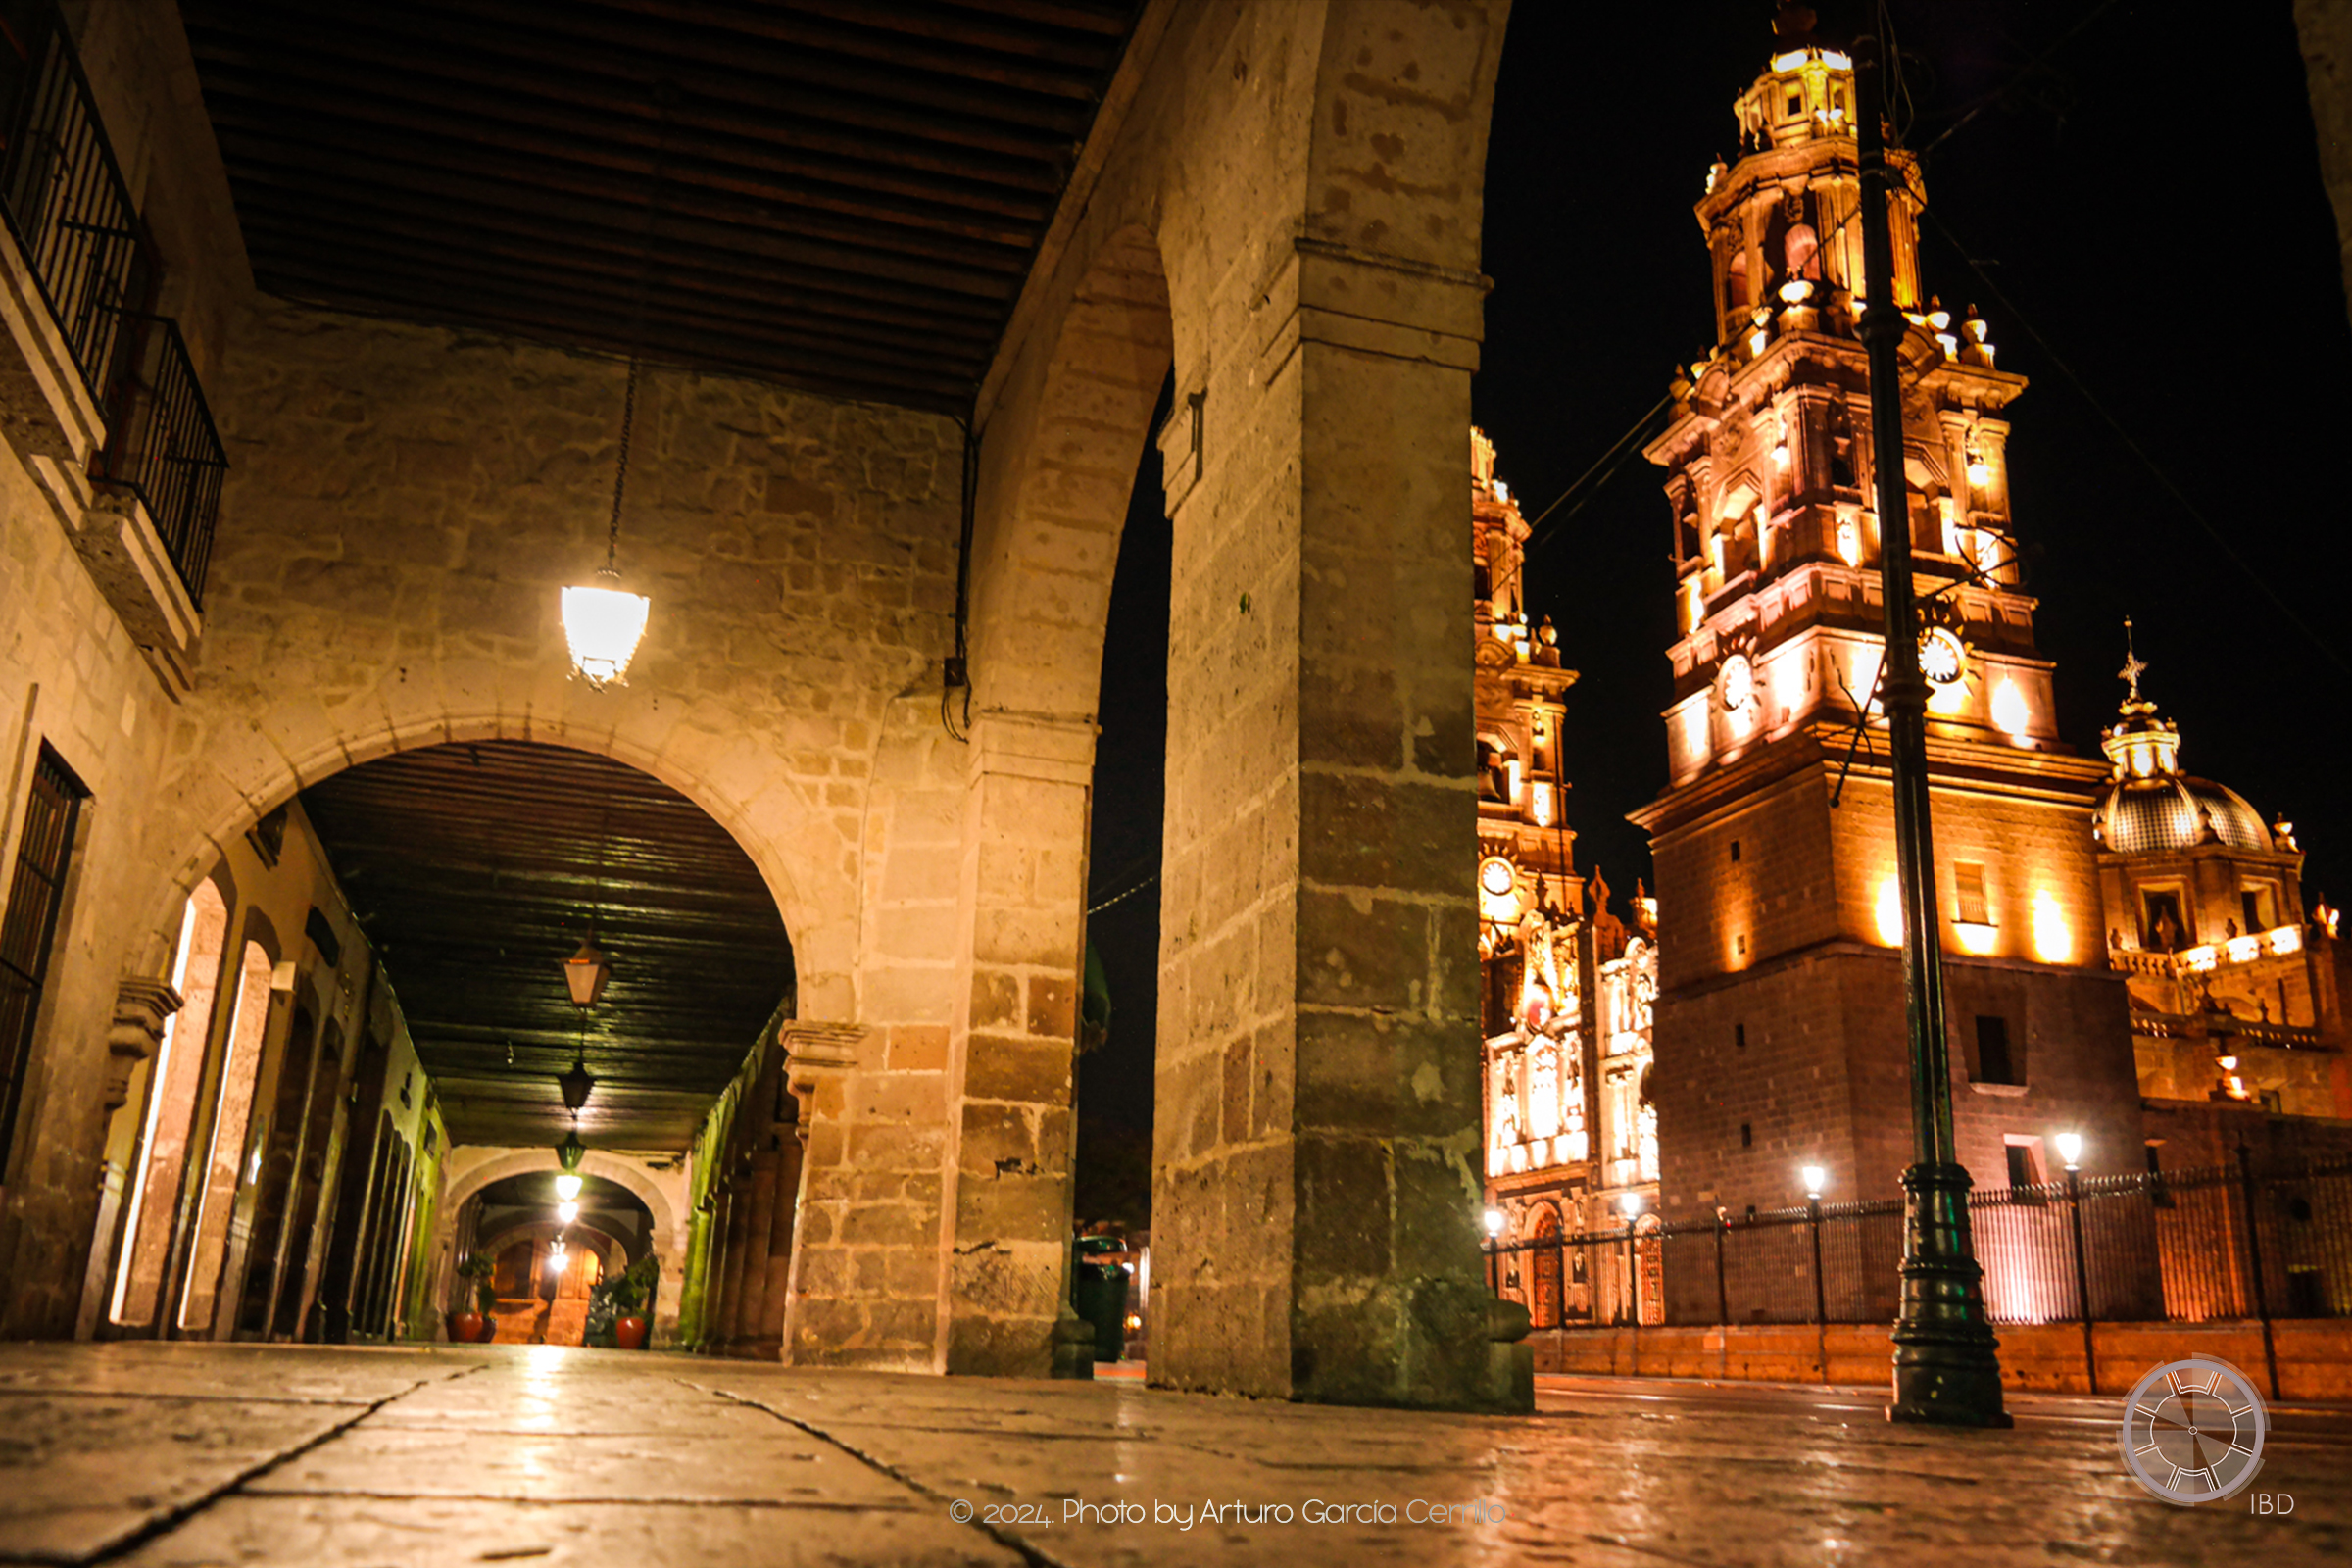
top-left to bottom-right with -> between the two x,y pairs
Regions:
946,1497 -> 1507,1530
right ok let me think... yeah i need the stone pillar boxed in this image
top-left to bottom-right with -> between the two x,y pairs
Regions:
936,714 -> 1093,1375
779,1020 -> 942,1367
746,1135 -> 801,1360
726,1149 -> 780,1356
711,1168 -> 753,1354
1152,238 -> 1526,1410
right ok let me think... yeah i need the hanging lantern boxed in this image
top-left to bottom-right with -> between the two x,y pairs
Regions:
553,1172 -> 583,1201
557,1129 -> 586,1172
559,1051 -> 596,1114
564,934 -> 612,1008
564,355 -> 652,688
562,569 -> 651,689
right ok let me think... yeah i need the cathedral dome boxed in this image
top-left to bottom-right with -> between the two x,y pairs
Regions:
2091,626 -> 2277,857
2096,774 -> 2270,856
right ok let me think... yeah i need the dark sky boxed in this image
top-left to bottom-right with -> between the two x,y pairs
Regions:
1079,1 -> 2352,1206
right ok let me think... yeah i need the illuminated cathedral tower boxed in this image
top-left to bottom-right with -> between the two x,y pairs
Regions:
1631,24 -> 2145,1238
1473,432 -> 1661,1327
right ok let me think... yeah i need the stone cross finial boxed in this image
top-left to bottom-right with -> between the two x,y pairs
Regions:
2118,616 -> 2148,703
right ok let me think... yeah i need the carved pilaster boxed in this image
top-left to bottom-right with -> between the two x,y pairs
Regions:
778,1020 -> 864,1141
103,979 -> 182,1112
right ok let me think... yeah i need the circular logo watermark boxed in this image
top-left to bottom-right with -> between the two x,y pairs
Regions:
2118,1357 -> 2267,1505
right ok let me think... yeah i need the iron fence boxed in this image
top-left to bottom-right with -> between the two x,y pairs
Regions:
91,312 -> 226,605
1488,1151 -> 2352,1390
0,8 -> 148,399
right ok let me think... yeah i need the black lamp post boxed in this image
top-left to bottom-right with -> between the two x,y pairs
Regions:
1853,32 -> 2010,1428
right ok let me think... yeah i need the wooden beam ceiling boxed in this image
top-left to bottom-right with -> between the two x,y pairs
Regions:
299,741 -> 792,1151
181,0 -> 1143,414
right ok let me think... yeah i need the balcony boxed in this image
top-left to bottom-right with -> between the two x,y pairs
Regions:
0,7 -> 223,690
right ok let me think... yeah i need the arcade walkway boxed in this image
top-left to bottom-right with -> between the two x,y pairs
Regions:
2,1345 -> 2345,1566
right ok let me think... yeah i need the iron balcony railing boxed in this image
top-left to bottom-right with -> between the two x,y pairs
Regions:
1488,1150 -> 2352,1397
0,7 -> 147,402
0,9 -> 224,609
91,312 -> 227,606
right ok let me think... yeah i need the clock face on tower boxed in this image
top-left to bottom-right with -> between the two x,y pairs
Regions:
1920,626 -> 1968,687
1480,856 -> 1517,898
1718,654 -> 1754,713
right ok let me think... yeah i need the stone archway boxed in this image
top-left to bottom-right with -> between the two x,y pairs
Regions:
435,1147 -> 686,1342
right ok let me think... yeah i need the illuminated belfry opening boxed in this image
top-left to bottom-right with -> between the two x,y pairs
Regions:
1630,10 -> 2142,1258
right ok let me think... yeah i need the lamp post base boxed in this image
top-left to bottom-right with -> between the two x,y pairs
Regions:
1886,1161 -> 2013,1429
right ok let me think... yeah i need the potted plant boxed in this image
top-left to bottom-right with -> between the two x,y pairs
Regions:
586,1254 -> 659,1349
450,1254 -> 497,1344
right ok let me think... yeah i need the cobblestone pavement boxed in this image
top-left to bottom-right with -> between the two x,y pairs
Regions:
0,1344 -> 2344,1565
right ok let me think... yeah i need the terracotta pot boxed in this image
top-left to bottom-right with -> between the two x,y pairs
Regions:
448,1310 -> 483,1344
477,1314 -> 498,1343
614,1315 -> 649,1350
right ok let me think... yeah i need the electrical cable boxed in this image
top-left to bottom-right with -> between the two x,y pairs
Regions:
1917,203 -> 2351,682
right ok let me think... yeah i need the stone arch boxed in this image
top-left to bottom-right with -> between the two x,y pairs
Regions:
124,718 -> 840,1016
442,1148 -> 678,1247
965,220 -> 1172,725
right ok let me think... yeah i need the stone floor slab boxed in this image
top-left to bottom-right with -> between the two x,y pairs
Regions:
110,1496 -> 1025,1567
1,1346 -> 2347,1566
244,1426 -> 925,1507
0,1393 -> 363,1562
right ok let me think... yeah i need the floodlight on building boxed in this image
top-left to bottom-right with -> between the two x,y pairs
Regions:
1802,1164 -> 1827,1200
554,1173 -> 583,1202
2054,1132 -> 2083,1172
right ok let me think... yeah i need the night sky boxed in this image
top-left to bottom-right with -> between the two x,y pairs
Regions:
1076,1 -> 2352,1222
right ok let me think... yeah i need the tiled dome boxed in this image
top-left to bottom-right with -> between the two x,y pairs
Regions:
2098,775 -> 2270,856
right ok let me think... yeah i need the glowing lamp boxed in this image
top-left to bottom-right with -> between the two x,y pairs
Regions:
1967,457 -> 1993,489
1801,1164 -> 1826,1200
561,572 -> 651,689
557,1200 -> 580,1225
554,1173 -> 583,1202
549,1241 -> 569,1274
1618,1192 -> 1643,1220
1483,1207 -> 1505,1238
2053,1132 -> 2083,1172
1772,442 -> 1790,469
564,935 -> 612,1008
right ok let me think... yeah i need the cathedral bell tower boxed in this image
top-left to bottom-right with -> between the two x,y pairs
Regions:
1630,20 -> 2143,1257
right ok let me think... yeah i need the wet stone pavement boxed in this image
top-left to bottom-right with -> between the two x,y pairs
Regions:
0,1343 -> 2345,1565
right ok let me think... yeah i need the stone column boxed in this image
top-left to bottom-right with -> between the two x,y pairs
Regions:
726,1149 -> 780,1356
935,713 -> 1094,1376
778,1021 -> 916,1366
1152,239 -> 1527,1410
711,1167 -> 754,1355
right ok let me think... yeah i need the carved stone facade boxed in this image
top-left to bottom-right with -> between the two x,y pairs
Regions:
1473,432 -> 1659,1325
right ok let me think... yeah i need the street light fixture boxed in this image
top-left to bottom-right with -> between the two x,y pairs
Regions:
1483,1207 -> 1505,1238
1618,1192 -> 1642,1220
1854,29 -> 2009,1428
2054,1132 -> 2084,1172
1802,1164 -> 1828,1201
554,1172 -> 583,1202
